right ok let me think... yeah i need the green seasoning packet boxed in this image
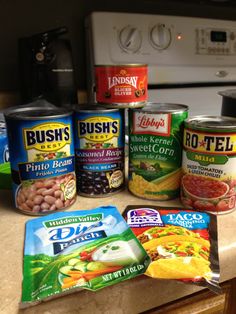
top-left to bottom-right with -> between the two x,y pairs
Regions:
21,206 -> 150,308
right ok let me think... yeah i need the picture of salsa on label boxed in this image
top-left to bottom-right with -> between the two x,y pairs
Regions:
21,206 -> 150,307
123,205 -> 220,293
181,116 -> 236,214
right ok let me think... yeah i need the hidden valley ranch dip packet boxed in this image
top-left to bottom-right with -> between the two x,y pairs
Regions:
21,206 -> 150,307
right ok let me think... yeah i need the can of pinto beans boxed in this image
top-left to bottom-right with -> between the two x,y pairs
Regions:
5,107 -> 76,215
181,115 -> 236,214
95,64 -> 148,108
74,105 -> 125,197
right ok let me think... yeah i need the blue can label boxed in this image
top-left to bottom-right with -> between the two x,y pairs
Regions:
6,115 -> 76,214
74,110 -> 125,196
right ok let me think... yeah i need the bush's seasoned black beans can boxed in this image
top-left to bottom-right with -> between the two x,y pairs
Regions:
4,106 -> 76,215
74,106 -> 125,197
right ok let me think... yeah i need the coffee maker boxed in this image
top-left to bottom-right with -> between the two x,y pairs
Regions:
18,27 -> 77,106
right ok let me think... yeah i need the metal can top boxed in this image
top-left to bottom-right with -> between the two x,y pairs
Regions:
74,104 -> 121,113
130,102 -> 189,113
4,106 -> 72,121
95,64 -> 147,68
185,115 -> 236,131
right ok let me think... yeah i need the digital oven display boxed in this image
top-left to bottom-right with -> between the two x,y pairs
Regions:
210,31 -> 227,43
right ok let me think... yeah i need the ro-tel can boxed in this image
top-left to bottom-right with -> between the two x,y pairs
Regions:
74,106 -> 125,197
128,103 -> 188,200
95,64 -> 148,108
5,107 -> 76,215
181,115 -> 236,214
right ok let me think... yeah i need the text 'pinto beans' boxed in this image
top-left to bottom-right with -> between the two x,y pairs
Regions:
4,106 -> 76,215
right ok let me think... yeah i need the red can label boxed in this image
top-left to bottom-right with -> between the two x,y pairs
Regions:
95,65 -> 148,105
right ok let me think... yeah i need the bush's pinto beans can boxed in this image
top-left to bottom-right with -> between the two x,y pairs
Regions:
181,116 -> 236,214
74,106 -> 125,197
128,103 -> 188,200
5,107 -> 76,215
95,64 -> 147,108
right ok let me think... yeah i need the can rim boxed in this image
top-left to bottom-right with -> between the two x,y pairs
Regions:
185,115 -> 236,130
95,64 -> 147,67
130,102 -> 189,113
74,104 -> 120,113
4,106 -> 72,120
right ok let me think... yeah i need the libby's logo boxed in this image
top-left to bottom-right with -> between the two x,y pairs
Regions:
184,129 -> 236,155
133,112 -> 171,136
78,116 -> 119,142
108,69 -> 138,89
23,122 -> 71,151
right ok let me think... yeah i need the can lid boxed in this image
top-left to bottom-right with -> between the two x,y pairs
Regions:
74,104 -> 120,113
95,64 -> 147,67
4,106 -> 72,120
131,103 -> 189,113
185,115 -> 236,130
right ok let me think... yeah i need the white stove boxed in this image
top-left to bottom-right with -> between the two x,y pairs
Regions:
86,12 -> 236,116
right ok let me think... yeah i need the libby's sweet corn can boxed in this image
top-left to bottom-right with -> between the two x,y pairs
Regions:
128,103 -> 188,200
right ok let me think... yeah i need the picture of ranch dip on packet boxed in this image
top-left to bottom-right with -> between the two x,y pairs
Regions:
123,205 -> 220,293
21,206 -> 150,308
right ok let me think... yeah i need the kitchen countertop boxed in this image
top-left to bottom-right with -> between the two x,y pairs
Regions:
0,188 -> 236,314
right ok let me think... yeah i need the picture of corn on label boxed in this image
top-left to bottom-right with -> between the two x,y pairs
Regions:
128,109 -> 188,200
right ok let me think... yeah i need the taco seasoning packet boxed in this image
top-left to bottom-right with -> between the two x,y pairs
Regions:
123,205 -> 220,292
21,206 -> 150,308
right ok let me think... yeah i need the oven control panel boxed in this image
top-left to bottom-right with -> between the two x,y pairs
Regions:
196,28 -> 236,55
86,12 -> 236,85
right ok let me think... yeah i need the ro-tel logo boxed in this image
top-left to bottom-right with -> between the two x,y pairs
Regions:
184,129 -> 236,155
78,116 -> 120,142
133,112 -> 171,136
108,69 -> 138,89
23,122 -> 71,152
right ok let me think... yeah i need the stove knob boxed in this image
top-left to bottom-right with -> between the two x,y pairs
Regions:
150,24 -> 171,50
118,26 -> 142,52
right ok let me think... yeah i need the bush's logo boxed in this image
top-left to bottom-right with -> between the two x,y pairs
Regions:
78,116 -> 119,142
133,112 -> 171,136
184,129 -> 236,155
23,123 -> 71,151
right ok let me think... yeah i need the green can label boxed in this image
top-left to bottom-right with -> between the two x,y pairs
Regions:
129,108 -> 188,200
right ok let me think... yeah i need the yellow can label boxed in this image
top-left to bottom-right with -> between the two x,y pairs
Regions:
184,129 -> 236,155
23,122 -> 71,152
78,116 -> 119,142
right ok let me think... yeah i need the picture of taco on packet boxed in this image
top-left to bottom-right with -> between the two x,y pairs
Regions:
123,205 -> 220,292
142,233 -> 211,280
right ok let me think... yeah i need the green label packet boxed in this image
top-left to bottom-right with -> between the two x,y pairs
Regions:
21,206 -> 150,307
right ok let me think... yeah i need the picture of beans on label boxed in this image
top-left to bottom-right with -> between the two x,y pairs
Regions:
74,107 -> 125,197
181,116 -> 236,214
4,106 -> 76,215
16,174 -> 76,213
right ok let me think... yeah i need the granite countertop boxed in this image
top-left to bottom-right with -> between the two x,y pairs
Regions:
0,188 -> 236,314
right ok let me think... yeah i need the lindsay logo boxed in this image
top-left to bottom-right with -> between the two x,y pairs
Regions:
108,69 -> 138,89
133,112 -> 171,136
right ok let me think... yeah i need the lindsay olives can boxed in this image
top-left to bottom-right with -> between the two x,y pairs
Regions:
74,106 -> 125,197
95,64 -> 147,108
181,115 -> 236,214
128,103 -> 188,200
5,107 -> 76,215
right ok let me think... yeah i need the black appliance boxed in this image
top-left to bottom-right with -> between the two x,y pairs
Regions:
18,26 -> 77,106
